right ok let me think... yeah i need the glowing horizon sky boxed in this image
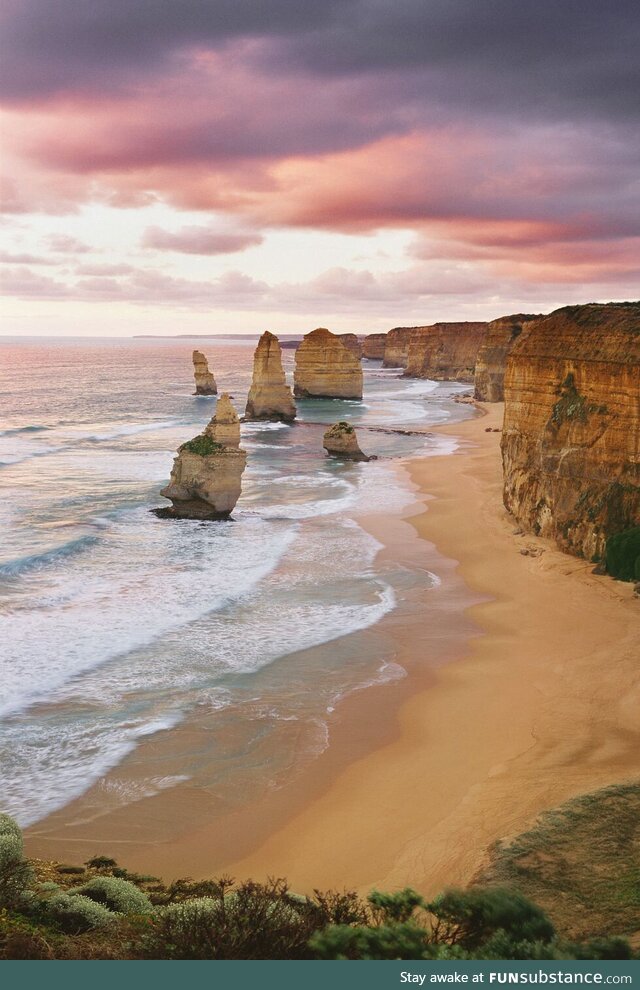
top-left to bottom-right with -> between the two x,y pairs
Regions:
1,0 -> 638,337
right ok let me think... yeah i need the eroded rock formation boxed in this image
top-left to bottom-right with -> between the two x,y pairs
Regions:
383,327 -> 414,368
294,327 -> 363,400
323,421 -> 370,461
501,302 -> 640,560
245,331 -> 296,422
205,393 -> 241,447
338,333 -> 363,360
160,395 -> 246,519
404,322 -> 488,380
363,333 -> 387,360
474,314 -> 539,401
192,350 -> 217,395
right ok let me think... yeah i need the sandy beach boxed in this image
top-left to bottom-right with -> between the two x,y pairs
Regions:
181,402 -> 640,894
25,402 -> 639,895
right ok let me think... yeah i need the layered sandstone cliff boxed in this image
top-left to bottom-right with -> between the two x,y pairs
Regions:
474,314 -> 539,401
338,333 -> 363,360
501,302 -> 640,560
160,395 -> 246,519
363,333 -> 387,360
294,328 -> 363,400
323,421 -> 370,461
404,322 -> 488,380
245,331 -> 296,422
192,350 -> 217,395
382,327 -> 414,368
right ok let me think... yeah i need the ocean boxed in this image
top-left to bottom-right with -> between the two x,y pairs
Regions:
0,337 -> 474,831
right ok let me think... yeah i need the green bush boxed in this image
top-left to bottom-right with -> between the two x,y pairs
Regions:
46,892 -> 116,934
0,814 -> 22,842
605,527 -> 640,582
180,434 -> 225,456
428,887 -> 555,949
0,834 -> 23,869
72,876 -> 152,915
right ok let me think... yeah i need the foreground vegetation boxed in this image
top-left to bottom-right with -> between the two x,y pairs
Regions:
1,809 -> 638,960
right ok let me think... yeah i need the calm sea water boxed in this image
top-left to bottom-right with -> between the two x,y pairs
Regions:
0,337 -> 473,826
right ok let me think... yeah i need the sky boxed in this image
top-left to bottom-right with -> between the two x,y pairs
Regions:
1,0 -> 639,337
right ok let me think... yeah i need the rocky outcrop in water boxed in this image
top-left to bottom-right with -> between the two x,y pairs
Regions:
160,395 -> 246,519
382,327 -> 414,368
294,327 -> 363,400
323,421 -> 370,461
404,322 -> 488,380
363,333 -> 387,360
501,302 -> 640,560
192,350 -> 217,395
474,314 -> 539,401
338,333 -> 363,360
245,331 -> 296,422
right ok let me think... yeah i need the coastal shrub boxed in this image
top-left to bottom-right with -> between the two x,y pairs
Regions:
605,527 -> 640,582
0,820 -> 33,910
72,876 -> 152,915
46,893 -> 116,934
427,887 -> 555,949
310,920 -> 437,960
85,856 -> 117,870
0,814 -> 22,842
180,434 -> 225,457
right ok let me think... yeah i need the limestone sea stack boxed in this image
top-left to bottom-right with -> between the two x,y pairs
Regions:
160,395 -> 246,519
245,331 -> 296,422
403,322 -> 488,380
294,327 -> 363,400
192,350 -> 217,395
362,333 -> 387,360
382,327 -> 414,368
338,333 -> 363,360
501,302 -> 640,561
474,314 -> 540,401
323,421 -> 370,461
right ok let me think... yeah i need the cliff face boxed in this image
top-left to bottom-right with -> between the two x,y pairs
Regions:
474,314 -> 539,401
362,333 -> 387,359
404,322 -> 488,380
338,333 -> 363,360
294,328 -> 363,400
323,421 -> 369,461
160,395 -> 246,518
502,302 -> 640,560
382,327 -> 414,368
192,350 -> 217,395
245,331 -> 296,421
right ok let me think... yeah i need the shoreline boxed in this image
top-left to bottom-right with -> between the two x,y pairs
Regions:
25,403 -> 639,895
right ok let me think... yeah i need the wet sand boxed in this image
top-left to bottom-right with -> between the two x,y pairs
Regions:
26,403 -> 640,895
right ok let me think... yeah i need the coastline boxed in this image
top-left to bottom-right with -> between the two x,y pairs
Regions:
24,402 -> 640,895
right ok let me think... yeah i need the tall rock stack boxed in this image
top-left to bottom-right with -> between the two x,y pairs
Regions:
501,302 -> 640,561
362,333 -> 387,360
338,333 -> 363,360
403,322 -> 488,380
192,350 -> 217,395
294,328 -> 363,400
245,331 -> 297,422
160,395 -> 246,519
383,327 -> 414,368
474,314 -> 539,401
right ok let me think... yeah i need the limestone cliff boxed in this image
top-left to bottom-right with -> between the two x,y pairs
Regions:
160,395 -> 246,519
323,421 -> 370,461
294,328 -> 363,400
404,322 -> 488,380
192,350 -> 217,395
474,314 -> 539,401
363,333 -> 387,360
245,331 -> 296,422
382,327 -> 414,368
501,302 -> 640,560
338,333 -> 363,360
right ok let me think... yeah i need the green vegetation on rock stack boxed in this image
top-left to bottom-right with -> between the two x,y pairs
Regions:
605,527 -> 640,581
179,434 -> 226,456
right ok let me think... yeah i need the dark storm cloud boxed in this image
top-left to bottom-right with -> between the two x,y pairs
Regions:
1,0 -> 638,124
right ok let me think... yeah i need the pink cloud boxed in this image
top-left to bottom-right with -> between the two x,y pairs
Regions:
141,224 -> 263,255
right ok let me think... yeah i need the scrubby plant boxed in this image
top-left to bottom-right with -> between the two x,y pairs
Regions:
428,887 -> 555,949
180,434 -> 225,456
85,856 -> 117,870
72,876 -> 152,915
605,526 -> 640,581
0,817 -> 33,910
46,892 -> 116,934
0,814 -> 22,842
